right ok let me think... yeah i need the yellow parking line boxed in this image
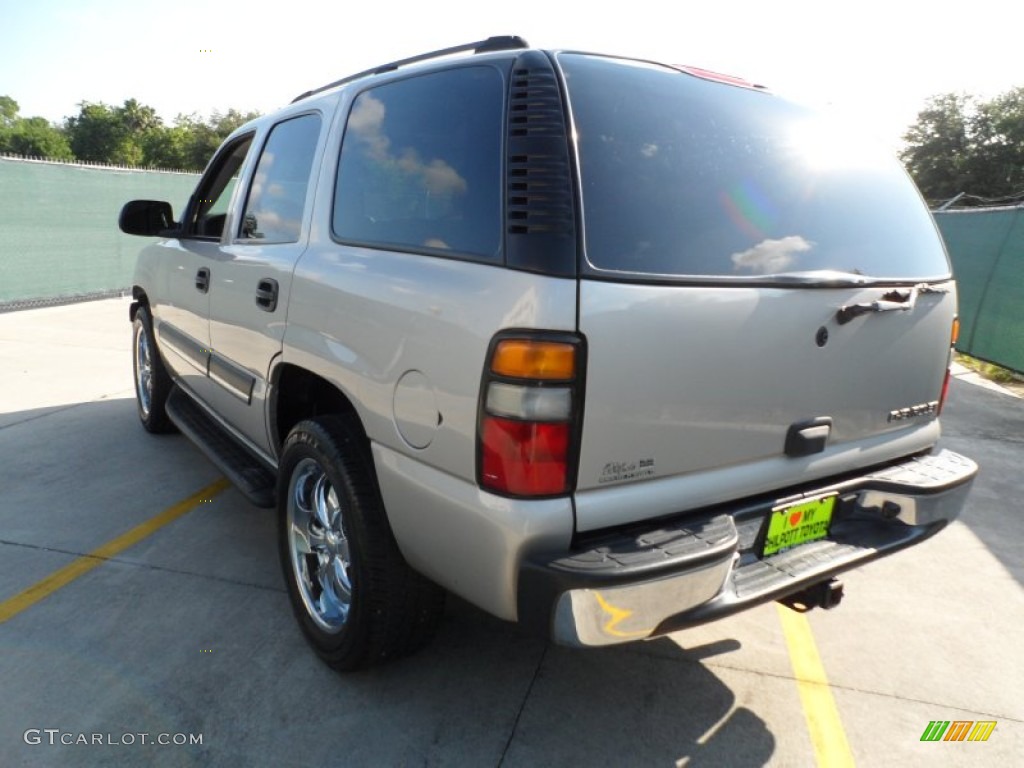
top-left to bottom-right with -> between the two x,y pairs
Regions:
0,478 -> 231,625
776,603 -> 856,767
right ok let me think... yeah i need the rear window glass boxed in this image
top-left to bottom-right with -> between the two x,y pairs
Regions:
558,54 -> 950,281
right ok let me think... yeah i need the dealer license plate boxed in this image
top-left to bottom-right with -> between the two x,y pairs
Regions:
761,495 -> 836,557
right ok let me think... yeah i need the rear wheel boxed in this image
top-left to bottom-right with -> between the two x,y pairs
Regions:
279,415 -> 444,671
132,305 -> 175,433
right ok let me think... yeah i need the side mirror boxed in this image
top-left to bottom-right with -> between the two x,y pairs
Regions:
119,200 -> 177,236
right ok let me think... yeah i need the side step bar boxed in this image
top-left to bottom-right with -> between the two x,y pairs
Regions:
165,386 -> 276,508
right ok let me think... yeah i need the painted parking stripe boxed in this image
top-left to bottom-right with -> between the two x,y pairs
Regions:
776,603 -> 856,767
0,478 -> 231,625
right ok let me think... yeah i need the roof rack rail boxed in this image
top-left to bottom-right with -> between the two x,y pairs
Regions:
291,35 -> 529,103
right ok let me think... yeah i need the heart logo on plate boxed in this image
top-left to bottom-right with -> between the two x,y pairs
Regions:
789,511 -> 803,527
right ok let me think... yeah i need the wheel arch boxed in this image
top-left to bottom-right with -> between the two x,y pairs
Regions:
129,285 -> 148,321
270,363 -> 369,457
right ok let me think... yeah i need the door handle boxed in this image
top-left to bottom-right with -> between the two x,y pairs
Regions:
255,278 -> 279,312
195,267 -> 210,293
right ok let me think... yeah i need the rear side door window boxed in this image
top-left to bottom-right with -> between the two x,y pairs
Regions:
332,66 -> 504,262
238,113 -> 322,243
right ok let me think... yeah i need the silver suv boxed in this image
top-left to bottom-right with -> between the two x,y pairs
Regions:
120,36 -> 977,670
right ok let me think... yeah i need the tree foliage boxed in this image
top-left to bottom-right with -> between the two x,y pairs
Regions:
0,97 -> 73,160
0,94 -> 259,170
0,95 -> 18,127
901,87 -> 1024,205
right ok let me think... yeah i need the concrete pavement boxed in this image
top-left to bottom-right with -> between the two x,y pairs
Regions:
0,298 -> 1020,766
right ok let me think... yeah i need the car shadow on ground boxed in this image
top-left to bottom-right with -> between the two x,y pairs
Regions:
939,379 -> 1024,587
1,396 -> 778,767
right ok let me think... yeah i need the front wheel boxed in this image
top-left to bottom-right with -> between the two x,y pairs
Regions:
279,416 -> 444,671
132,305 -> 175,433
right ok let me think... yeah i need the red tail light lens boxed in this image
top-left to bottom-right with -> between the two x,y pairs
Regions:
938,316 -> 958,415
938,368 -> 952,415
481,418 -> 570,495
478,334 -> 583,497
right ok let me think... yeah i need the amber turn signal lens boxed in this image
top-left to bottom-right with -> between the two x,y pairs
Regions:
491,340 -> 575,380
951,317 -> 960,346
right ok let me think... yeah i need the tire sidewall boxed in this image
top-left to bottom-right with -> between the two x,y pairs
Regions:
132,304 -> 175,433
278,421 -> 371,660
133,307 -> 155,427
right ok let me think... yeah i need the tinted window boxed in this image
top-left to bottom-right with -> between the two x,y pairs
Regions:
559,54 -> 950,280
185,134 -> 253,239
333,66 -> 503,261
240,114 -> 321,243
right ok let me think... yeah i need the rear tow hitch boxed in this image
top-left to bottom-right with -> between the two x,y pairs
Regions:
779,578 -> 844,612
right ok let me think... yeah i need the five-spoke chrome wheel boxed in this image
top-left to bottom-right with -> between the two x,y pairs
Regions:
287,457 -> 354,633
131,305 -> 173,433
134,321 -> 153,418
278,416 -> 444,670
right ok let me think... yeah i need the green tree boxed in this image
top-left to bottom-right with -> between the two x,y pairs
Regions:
172,109 -> 260,170
33,96 -> 260,169
65,98 -> 167,165
900,93 -> 974,202
0,95 -> 18,152
172,112 -> 220,170
111,98 -> 162,165
901,88 -> 1024,204
141,123 -> 191,169
6,117 -> 74,159
65,102 -> 122,162
969,87 -> 1024,199
0,95 -> 18,128
0,96 -> 74,160
210,108 -> 260,137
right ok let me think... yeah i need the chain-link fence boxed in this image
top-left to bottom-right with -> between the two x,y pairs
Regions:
935,206 -> 1024,374
0,155 -> 198,309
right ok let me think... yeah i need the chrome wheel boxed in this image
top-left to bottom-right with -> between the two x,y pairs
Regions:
134,322 -> 153,418
287,458 -> 353,633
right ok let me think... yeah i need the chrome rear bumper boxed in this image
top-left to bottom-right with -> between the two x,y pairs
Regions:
519,450 -> 977,647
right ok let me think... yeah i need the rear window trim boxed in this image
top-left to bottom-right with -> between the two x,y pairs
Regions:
575,270 -> 954,289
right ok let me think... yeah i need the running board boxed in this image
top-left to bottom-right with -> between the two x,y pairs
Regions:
165,386 -> 276,508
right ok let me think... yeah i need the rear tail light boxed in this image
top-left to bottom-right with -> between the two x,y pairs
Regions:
938,316 -> 959,415
478,334 -> 584,497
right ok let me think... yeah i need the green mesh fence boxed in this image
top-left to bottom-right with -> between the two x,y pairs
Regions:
2,156 -> 1022,373
935,207 -> 1024,375
0,156 -> 199,306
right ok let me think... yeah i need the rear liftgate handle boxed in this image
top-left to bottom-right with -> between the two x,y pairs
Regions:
836,287 -> 921,325
785,417 -> 832,457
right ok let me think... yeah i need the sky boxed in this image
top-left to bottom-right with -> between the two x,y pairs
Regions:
1,0 -> 1022,151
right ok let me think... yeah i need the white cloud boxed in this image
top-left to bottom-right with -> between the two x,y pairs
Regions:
350,94 -> 467,198
731,235 -> 813,274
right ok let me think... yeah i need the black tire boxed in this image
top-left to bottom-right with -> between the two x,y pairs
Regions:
278,415 -> 445,671
132,305 -> 175,433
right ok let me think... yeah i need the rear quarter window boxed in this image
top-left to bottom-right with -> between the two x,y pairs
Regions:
332,66 -> 504,262
558,54 -> 950,282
